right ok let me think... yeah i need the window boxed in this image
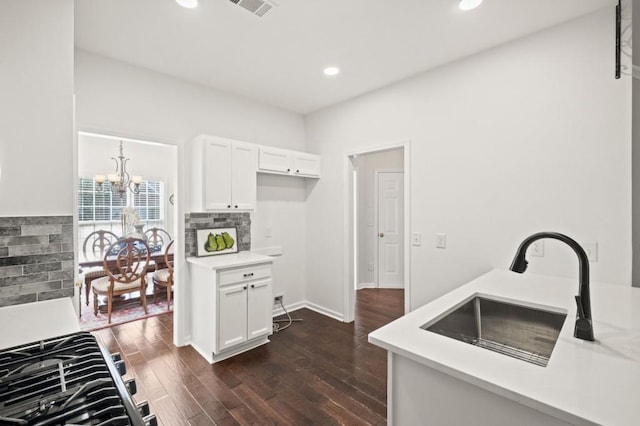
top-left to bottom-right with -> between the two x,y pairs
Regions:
77,178 -> 165,251
134,181 -> 162,221
78,178 -> 126,222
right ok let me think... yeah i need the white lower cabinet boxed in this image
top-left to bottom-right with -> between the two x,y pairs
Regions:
187,254 -> 274,363
246,280 -> 274,339
218,282 -> 249,351
218,278 -> 272,352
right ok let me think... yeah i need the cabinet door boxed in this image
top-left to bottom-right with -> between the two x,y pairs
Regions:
247,279 -> 273,340
293,152 -> 321,177
218,283 -> 248,352
203,139 -> 233,210
231,142 -> 257,210
258,147 -> 292,174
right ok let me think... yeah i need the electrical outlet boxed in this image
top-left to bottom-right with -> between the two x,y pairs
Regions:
530,240 -> 544,257
273,294 -> 283,305
367,263 -> 374,271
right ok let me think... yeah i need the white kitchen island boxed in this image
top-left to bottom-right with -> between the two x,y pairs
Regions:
369,269 -> 640,426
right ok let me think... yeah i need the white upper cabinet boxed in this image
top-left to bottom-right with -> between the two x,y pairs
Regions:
191,135 -> 257,211
229,143 -> 257,209
257,147 -> 291,174
292,151 -> 321,177
258,146 -> 321,178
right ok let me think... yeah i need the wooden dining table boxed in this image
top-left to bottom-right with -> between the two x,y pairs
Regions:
79,248 -> 174,306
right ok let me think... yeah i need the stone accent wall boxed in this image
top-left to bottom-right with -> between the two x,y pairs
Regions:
0,216 -> 75,307
185,213 -> 251,257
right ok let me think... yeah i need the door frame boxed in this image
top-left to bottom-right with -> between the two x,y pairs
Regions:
75,127 -> 186,346
374,168 -> 405,288
343,140 -> 411,323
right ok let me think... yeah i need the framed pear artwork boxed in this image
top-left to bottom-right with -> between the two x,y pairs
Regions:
196,227 -> 239,256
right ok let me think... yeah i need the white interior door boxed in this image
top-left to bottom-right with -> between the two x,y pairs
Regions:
377,171 -> 404,288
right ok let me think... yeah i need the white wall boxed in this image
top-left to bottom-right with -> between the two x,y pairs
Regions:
0,0 -> 74,216
305,8 -> 632,315
353,149 -> 404,287
75,50 -> 306,150
74,50 -> 307,343
252,174 -> 309,307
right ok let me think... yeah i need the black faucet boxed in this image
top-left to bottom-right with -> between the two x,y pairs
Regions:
509,232 -> 594,342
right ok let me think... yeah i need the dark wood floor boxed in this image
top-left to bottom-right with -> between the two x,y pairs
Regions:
92,289 -> 404,425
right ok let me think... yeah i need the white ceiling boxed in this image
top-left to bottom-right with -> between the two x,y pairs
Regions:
74,0 -> 614,114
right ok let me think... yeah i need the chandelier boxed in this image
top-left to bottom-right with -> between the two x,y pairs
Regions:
94,141 -> 142,197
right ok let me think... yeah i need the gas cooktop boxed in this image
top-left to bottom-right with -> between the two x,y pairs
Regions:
0,331 -> 156,425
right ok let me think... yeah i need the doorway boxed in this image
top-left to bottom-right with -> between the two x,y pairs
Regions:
76,132 -> 178,330
344,141 -> 411,323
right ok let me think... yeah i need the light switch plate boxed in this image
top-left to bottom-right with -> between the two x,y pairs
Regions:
583,242 -> 598,262
436,233 -> 446,249
412,233 -> 422,246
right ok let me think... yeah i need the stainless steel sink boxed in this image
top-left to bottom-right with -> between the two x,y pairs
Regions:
422,296 -> 567,367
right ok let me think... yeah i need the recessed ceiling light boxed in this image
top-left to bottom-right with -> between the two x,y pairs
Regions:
176,0 -> 198,8
459,0 -> 482,11
323,67 -> 340,77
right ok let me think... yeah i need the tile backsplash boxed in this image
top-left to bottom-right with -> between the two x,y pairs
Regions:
0,216 -> 75,307
184,212 -> 251,257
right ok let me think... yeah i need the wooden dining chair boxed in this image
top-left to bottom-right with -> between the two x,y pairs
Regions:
81,230 -> 119,306
83,230 -> 119,260
91,237 -> 150,324
144,227 -> 172,251
152,239 -> 175,310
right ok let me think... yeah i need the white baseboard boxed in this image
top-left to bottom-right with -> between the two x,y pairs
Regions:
272,300 -> 305,317
272,300 -> 344,321
357,282 -> 376,289
178,335 -> 192,347
378,283 -> 404,289
271,300 -> 346,323
303,301 -> 344,322
357,283 -> 404,289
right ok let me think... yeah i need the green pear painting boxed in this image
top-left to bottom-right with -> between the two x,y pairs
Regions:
197,228 -> 239,256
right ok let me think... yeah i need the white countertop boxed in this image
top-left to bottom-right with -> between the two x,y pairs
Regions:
0,298 -> 80,350
187,251 -> 273,270
368,269 -> 640,426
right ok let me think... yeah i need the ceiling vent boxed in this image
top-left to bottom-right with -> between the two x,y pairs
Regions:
229,0 -> 275,17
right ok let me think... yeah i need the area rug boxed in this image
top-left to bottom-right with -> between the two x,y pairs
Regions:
78,292 -> 173,331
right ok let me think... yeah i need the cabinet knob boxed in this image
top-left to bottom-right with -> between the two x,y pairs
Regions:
296,169 -> 300,173
251,284 -> 255,288
243,286 -> 247,290
227,205 -> 231,208
235,205 -> 238,208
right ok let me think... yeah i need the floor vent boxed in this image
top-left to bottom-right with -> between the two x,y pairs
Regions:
229,0 -> 275,17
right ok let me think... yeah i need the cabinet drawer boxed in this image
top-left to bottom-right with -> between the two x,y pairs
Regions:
218,264 -> 271,286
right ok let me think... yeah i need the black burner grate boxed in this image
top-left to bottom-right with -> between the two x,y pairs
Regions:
0,332 -> 150,425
